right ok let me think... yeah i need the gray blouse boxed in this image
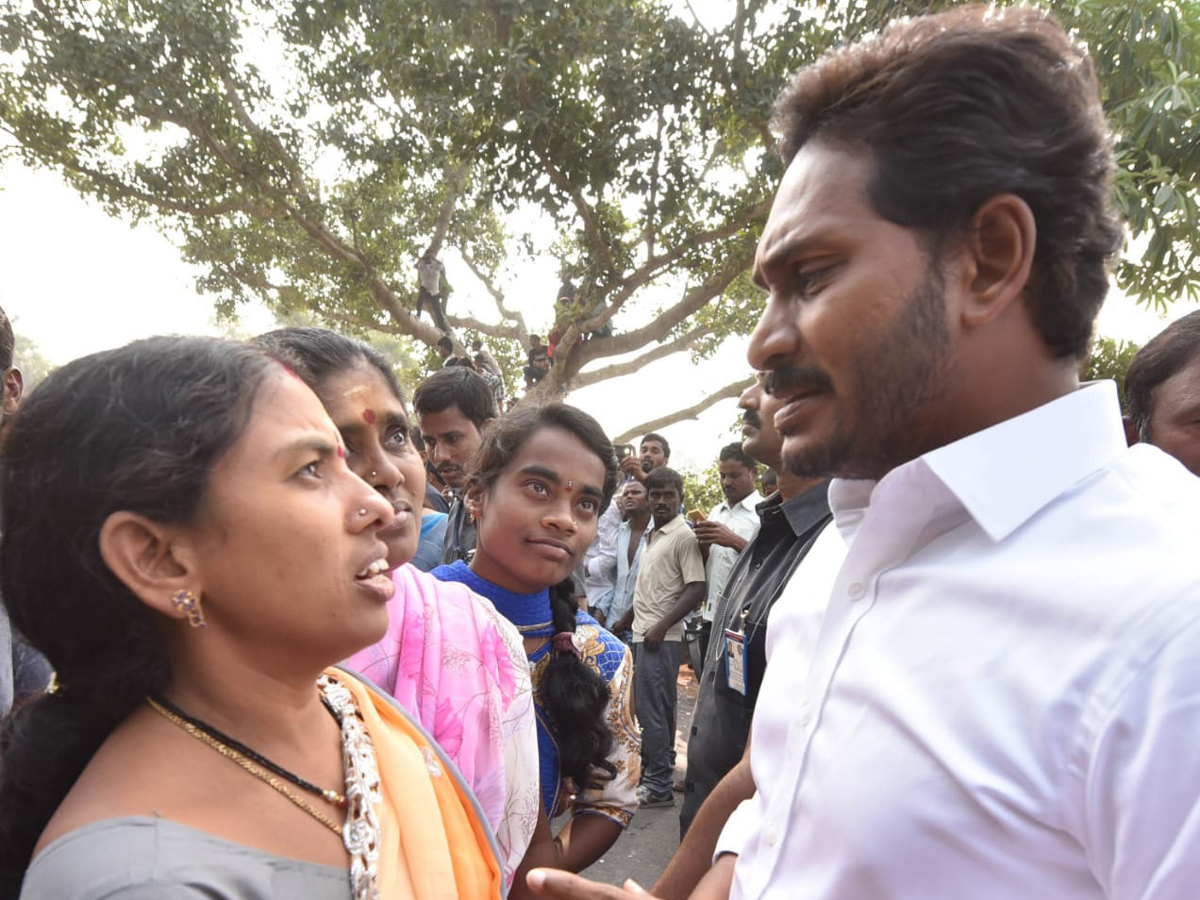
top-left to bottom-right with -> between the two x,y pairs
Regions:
21,816 -> 351,899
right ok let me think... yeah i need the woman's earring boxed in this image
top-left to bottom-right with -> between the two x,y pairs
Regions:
171,589 -> 207,629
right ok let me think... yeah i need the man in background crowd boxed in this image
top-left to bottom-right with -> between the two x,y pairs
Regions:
1123,310 -> 1200,475
691,443 -> 762,671
596,479 -> 651,644
666,375 -> 831,894
631,466 -> 705,809
0,303 -> 52,716
412,367 -> 497,564
620,432 -> 670,484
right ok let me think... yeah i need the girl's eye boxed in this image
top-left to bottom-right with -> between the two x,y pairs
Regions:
527,481 -> 550,496
298,459 -> 322,479
578,498 -> 598,515
385,427 -> 409,449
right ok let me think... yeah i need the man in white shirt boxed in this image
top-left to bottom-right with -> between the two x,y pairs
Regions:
527,6 -> 1200,900
691,443 -> 761,672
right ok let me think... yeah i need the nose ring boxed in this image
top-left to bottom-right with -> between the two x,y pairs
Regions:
370,470 -> 378,479
357,508 -> 368,517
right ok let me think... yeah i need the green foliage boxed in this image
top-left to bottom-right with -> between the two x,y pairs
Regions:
1083,334 -> 1143,412
13,335 -> 55,388
681,461 -> 724,517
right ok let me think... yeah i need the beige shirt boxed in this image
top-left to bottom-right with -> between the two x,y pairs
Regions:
631,515 -> 706,642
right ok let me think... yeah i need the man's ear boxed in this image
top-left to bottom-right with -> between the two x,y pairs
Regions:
2,366 -> 23,417
98,511 -> 200,623
1123,416 -> 1140,447
958,193 -> 1037,329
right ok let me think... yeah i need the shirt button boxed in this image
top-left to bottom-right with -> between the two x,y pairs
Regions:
847,581 -> 865,600
797,704 -> 812,727
764,826 -> 780,846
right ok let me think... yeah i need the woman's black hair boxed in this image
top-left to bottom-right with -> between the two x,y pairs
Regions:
0,337 -> 276,893
466,403 -> 621,792
252,326 -> 406,405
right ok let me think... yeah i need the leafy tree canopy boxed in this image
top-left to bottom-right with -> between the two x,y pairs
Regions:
1,0 -> 1196,430
1083,333 -> 1143,412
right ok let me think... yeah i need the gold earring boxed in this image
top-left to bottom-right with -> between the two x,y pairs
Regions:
171,589 -> 207,629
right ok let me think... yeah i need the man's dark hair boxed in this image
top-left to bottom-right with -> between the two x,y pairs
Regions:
641,432 -> 671,459
1124,311 -> 1200,441
646,465 -> 684,497
0,304 -> 14,371
471,339 -> 483,352
773,4 -> 1121,360
412,366 -> 498,428
436,335 -> 454,354
719,442 -> 757,470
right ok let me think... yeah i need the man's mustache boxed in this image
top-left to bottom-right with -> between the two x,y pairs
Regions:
763,366 -> 834,397
742,409 -> 762,429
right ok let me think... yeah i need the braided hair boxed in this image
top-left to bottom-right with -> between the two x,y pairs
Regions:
466,403 -> 620,792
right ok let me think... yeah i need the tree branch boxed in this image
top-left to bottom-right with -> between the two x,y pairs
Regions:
426,157 -> 470,258
571,241 -> 755,370
612,375 -> 755,445
572,323 -> 710,389
589,196 -> 770,331
219,75 -> 311,203
532,143 -> 618,275
458,247 -> 529,337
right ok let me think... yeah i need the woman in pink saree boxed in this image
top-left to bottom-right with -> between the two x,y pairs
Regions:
256,328 -> 539,888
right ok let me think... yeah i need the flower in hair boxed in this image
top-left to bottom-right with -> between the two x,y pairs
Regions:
552,631 -> 583,658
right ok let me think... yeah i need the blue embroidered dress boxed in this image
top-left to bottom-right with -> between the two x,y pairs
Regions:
432,560 -> 641,827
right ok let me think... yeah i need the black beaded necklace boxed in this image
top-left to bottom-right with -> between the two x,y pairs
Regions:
149,692 -> 347,808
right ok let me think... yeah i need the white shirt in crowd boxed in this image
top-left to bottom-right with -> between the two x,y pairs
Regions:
581,502 -> 621,610
717,382 -> 1200,899
700,491 -> 762,621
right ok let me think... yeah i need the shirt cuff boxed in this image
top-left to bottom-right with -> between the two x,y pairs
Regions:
714,796 -> 756,863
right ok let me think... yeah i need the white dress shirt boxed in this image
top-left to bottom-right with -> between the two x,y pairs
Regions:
701,491 -> 763,621
717,382 -> 1200,899
581,502 -> 621,609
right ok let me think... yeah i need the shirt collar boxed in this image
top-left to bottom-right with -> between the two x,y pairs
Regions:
830,381 -> 1126,544
717,490 -> 764,516
653,514 -> 687,536
778,481 -> 833,536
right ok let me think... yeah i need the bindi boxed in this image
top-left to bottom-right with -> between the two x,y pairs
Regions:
362,408 -> 376,424
336,445 -> 345,459
565,479 -> 574,493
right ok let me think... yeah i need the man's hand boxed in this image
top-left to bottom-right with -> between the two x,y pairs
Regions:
693,520 -> 747,553
594,610 -> 607,627
612,609 -> 634,634
644,620 -> 668,650
527,868 -> 656,900
620,456 -> 647,483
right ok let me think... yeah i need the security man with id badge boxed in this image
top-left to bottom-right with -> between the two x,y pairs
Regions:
677,376 -> 833,841
679,478 -> 831,836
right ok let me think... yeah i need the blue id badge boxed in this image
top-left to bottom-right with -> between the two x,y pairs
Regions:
724,628 -> 748,696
